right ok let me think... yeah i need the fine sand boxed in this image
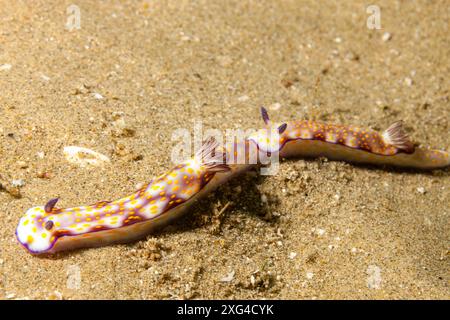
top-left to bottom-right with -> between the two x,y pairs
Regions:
0,0 -> 448,299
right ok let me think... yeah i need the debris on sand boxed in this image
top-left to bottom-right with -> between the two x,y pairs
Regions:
47,291 -> 63,300
0,176 -> 22,198
269,103 -> 281,111
382,32 -> 392,42
220,270 -> 235,283
16,161 -> 28,169
11,179 -> 25,187
260,194 -> 268,204
110,112 -> 136,137
366,265 -> 382,289
237,95 -> 249,102
63,146 -> 110,167
288,252 -> 297,260
210,201 -> 232,234
417,187 -> 426,194
0,63 -> 12,71
93,92 -> 104,100
37,170 -> 51,179
404,77 -> 413,86
5,293 -> 16,299
311,227 -> 325,237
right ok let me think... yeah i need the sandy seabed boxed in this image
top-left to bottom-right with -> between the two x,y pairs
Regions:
0,0 -> 448,299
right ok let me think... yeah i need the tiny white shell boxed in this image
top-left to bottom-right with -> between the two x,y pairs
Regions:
93,92 -> 104,100
0,63 -> 12,71
63,146 -> 110,167
220,270 -> 235,282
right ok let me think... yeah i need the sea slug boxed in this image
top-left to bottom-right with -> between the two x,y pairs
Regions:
16,108 -> 449,254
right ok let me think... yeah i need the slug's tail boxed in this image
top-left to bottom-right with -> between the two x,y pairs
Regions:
379,121 -> 449,169
380,121 -> 449,169
389,147 -> 450,169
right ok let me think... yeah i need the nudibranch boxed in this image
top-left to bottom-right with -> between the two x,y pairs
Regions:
16,108 -> 449,255
16,138 -> 234,254
249,107 -> 450,169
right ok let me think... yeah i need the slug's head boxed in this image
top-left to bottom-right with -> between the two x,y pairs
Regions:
247,107 -> 288,153
16,198 -> 59,254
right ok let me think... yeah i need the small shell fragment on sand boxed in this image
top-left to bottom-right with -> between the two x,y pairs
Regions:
382,32 -> 392,42
269,102 -> 281,111
366,265 -> 382,289
93,92 -> 104,100
220,270 -> 235,282
417,187 -> 426,194
312,227 -> 325,236
260,194 -> 268,203
5,293 -> 16,299
404,77 -> 413,86
63,146 -> 110,167
0,63 -> 12,71
288,252 -> 297,259
237,95 -> 249,102
1,186 -> 21,198
11,179 -> 25,187
47,291 -> 63,300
